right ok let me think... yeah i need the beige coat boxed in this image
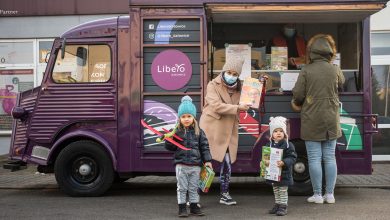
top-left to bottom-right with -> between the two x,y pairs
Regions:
199,74 -> 240,163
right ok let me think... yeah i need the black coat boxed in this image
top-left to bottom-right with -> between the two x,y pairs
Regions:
266,140 -> 297,186
165,127 -> 212,166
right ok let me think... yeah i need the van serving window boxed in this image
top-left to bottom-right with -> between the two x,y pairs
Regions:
52,45 -> 111,83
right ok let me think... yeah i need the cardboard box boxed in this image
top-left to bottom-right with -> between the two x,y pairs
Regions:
199,166 -> 215,193
213,48 -> 226,71
260,146 -> 271,178
266,147 -> 284,182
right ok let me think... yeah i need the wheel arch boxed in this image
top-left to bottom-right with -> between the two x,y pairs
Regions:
47,131 -> 117,170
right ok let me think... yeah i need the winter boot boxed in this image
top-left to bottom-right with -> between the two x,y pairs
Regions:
190,203 -> 204,216
276,204 -> 288,216
268,204 -> 280,214
178,203 -> 188,217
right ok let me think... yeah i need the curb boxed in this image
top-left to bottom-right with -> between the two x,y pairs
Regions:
335,185 -> 390,189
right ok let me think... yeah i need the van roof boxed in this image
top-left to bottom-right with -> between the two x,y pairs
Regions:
129,0 -> 388,7
129,0 -> 386,23
61,16 -> 129,39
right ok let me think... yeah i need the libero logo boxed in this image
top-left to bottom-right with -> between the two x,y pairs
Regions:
158,64 -> 186,75
151,49 -> 192,90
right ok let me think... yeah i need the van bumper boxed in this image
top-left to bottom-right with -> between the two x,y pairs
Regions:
3,160 -> 27,172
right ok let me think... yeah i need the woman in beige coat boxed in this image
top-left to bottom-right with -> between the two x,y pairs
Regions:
199,59 -> 250,205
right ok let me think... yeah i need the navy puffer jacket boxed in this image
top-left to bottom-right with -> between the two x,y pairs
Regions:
165,127 -> 212,166
266,140 -> 297,186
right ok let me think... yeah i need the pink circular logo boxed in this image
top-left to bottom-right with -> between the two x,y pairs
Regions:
151,49 -> 192,90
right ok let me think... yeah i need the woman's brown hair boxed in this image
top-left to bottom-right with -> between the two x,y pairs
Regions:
305,34 -> 337,64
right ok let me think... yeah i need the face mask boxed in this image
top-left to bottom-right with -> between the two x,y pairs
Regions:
283,28 -> 296,38
224,73 -> 238,84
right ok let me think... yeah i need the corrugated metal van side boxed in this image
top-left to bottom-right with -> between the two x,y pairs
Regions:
29,83 -> 116,143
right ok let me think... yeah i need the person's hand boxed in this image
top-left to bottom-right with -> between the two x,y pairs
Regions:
264,160 -> 270,166
289,57 -> 297,66
238,104 -> 250,111
259,74 -> 269,82
204,162 -> 213,170
277,160 -> 285,167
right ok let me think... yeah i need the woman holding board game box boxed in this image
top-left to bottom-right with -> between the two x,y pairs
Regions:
199,59 -> 250,206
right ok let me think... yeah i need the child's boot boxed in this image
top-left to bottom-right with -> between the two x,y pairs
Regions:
276,204 -> 288,216
268,204 -> 280,214
178,204 -> 188,217
190,203 -> 204,216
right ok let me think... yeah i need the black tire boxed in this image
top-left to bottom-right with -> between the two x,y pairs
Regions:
54,140 -> 114,197
289,140 -> 313,196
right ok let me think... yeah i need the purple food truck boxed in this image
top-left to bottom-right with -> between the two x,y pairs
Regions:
3,0 -> 386,196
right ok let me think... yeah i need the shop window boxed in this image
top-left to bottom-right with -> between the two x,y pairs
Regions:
52,45 -> 111,83
39,41 -> 53,64
0,42 -> 34,65
371,33 -> 390,56
37,40 -> 54,86
0,69 -> 34,131
372,65 -> 390,155
371,32 -> 390,155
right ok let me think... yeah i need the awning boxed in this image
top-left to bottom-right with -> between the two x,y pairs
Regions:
206,3 -> 386,23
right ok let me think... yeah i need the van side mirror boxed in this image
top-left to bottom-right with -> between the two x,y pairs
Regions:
61,38 -> 66,59
76,47 -> 88,66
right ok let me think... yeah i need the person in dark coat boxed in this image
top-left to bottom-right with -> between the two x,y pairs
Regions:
165,96 -> 212,217
292,34 -> 345,204
264,116 -> 297,216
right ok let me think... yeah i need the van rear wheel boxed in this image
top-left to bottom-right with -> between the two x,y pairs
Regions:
54,140 -> 114,196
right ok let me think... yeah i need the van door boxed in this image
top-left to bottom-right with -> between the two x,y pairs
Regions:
28,39 -> 117,149
137,9 -> 207,168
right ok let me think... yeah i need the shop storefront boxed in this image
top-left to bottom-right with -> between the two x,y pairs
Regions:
371,6 -> 390,160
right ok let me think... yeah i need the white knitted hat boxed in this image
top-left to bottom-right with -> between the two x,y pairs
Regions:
269,116 -> 288,141
222,59 -> 244,75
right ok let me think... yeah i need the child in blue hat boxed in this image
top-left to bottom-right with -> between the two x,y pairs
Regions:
164,95 -> 213,217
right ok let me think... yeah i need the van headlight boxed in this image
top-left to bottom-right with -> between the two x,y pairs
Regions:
12,106 -> 27,120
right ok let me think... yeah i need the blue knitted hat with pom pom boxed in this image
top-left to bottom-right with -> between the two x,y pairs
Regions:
178,96 -> 197,118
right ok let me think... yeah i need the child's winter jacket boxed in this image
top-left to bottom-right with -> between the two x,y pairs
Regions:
266,140 -> 297,186
165,127 -> 212,166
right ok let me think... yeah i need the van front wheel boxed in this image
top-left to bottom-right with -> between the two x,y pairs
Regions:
54,141 -> 114,196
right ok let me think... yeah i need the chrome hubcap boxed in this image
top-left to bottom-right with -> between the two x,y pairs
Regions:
79,164 -> 92,176
294,162 -> 306,174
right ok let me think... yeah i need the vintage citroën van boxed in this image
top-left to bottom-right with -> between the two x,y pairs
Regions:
4,0 -> 386,196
